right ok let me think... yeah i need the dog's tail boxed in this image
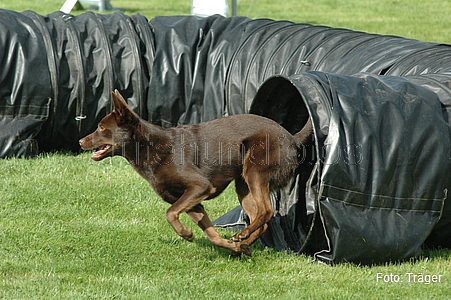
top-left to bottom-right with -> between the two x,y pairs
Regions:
293,117 -> 314,147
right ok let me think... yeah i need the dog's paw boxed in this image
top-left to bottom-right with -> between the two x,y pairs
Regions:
180,230 -> 194,242
240,244 -> 252,257
230,231 -> 249,242
229,236 -> 240,242
229,244 -> 252,257
230,251 -> 242,258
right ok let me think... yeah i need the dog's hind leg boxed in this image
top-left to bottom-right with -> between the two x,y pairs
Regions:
186,205 -> 243,254
231,175 -> 273,255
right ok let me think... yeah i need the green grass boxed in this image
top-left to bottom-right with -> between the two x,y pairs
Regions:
1,152 -> 451,299
2,0 -> 451,298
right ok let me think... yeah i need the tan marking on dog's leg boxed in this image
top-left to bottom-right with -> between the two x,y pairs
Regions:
166,183 -> 215,242
187,206 -> 242,254
239,223 -> 269,255
232,165 -> 273,248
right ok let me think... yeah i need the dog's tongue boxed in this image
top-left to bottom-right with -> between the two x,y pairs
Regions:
92,145 -> 111,159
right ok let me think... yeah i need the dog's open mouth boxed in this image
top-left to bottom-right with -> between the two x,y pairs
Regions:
92,144 -> 112,160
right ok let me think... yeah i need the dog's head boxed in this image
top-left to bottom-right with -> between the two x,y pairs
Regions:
79,90 -> 140,161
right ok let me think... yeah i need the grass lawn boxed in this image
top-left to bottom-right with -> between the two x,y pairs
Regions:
1,152 -> 450,298
1,0 -> 451,298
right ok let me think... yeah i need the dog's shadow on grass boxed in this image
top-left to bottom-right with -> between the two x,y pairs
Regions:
193,236 -> 266,260
157,233 -> 263,259
157,235 -> 451,264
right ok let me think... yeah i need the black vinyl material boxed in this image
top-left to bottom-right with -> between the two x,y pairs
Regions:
1,10 -> 450,264
250,73 -> 451,264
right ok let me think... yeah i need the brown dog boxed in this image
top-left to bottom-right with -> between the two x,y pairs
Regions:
79,90 -> 313,256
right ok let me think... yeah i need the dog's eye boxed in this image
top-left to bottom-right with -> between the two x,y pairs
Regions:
99,124 -> 105,131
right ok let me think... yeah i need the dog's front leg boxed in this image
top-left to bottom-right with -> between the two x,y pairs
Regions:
166,206 -> 195,242
165,184 -> 215,242
187,205 -> 244,255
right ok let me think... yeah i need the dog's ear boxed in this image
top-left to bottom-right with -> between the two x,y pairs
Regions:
112,89 -> 129,117
111,90 -> 139,127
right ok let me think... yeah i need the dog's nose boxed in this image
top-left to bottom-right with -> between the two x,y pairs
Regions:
79,138 -> 84,146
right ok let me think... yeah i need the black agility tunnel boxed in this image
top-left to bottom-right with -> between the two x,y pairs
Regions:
247,73 -> 451,264
1,9 -> 451,264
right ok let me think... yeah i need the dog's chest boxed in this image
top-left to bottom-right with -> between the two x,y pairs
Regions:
148,178 -> 185,204
130,162 -> 185,204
